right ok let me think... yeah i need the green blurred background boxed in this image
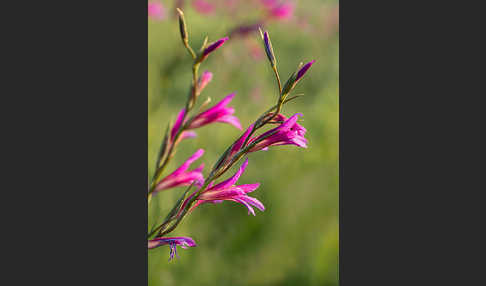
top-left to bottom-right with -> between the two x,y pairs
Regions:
148,1 -> 338,285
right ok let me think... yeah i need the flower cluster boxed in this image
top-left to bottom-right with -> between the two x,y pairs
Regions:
148,9 -> 314,262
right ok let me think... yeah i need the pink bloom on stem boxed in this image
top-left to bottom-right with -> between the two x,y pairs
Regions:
229,123 -> 254,158
155,149 -> 205,192
148,236 -> 196,261
196,70 -> 213,96
190,159 -> 265,216
148,1 -> 166,20
192,0 -> 215,15
269,2 -> 294,21
247,113 -> 307,152
171,109 -> 197,144
188,93 -> 242,130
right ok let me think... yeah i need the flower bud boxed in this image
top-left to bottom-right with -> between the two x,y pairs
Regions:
281,70 -> 297,96
176,8 -> 188,45
281,60 -> 315,95
197,37 -> 228,63
295,60 -> 315,83
259,29 -> 276,68
196,70 -> 213,96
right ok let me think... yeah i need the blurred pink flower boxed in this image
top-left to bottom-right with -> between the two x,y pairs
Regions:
260,0 -> 276,8
324,5 -> 339,36
155,149 -> 205,192
148,1 -> 166,20
192,0 -> 215,15
248,40 -> 265,60
268,2 -> 294,20
148,236 -> 196,260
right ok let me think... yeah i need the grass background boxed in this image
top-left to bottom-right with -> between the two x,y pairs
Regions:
148,1 -> 338,285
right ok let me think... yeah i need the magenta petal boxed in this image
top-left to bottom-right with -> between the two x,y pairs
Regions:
210,158 -> 249,190
197,71 -> 213,94
211,93 -> 235,110
171,108 -> 186,141
216,115 -> 242,130
249,113 -> 307,152
238,183 -> 260,193
240,196 -> 265,211
180,131 -> 197,141
155,149 -> 205,192
188,93 -> 240,130
233,197 -> 256,216
148,236 -> 196,261
230,123 -> 254,158
171,149 -> 204,176
199,188 -> 246,200
148,236 -> 196,250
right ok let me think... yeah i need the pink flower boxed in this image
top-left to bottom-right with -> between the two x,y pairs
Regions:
170,109 -> 197,144
148,236 -> 196,260
269,2 -> 294,21
228,123 -> 254,159
188,93 -> 242,130
246,113 -> 307,152
190,159 -> 265,215
196,70 -> 213,96
155,149 -> 205,192
192,0 -> 215,15
148,2 -> 166,20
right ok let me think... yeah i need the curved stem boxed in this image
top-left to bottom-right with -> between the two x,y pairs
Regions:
272,66 -> 282,94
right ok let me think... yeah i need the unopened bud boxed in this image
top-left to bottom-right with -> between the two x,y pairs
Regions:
295,60 -> 315,83
259,29 -> 276,68
197,37 -> 228,63
196,71 -> 213,96
176,8 -> 188,45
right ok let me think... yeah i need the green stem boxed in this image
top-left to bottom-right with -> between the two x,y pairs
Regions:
148,63 -> 200,199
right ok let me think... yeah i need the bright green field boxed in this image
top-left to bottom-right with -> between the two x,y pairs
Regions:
148,1 -> 338,285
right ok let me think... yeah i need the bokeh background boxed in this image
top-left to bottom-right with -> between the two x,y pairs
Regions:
148,0 -> 338,285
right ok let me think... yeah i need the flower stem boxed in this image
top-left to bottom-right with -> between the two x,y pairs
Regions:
148,63 -> 200,199
272,66 -> 282,95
